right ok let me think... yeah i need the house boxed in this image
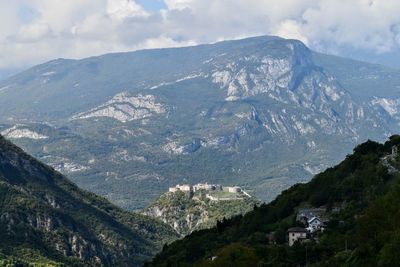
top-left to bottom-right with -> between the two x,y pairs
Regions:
288,227 -> 308,246
306,217 -> 326,233
296,207 -> 330,233
296,208 -> 327,223
297,208 -> 329,227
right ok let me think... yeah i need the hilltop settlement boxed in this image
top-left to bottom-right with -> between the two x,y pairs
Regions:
143,183 -> 257,236
287,207 -> 332,246
169,183 -> 251,201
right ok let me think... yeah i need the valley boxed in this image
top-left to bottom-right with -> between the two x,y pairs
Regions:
0,36 -> 400,210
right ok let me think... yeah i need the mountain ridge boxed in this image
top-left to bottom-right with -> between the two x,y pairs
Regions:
1,35 -> 400,210
0,135 -> 178,266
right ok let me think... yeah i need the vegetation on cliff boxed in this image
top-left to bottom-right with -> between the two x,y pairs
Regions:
143,189 -> 258,236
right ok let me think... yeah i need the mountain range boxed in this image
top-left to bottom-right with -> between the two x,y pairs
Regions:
1,36 -> 400,210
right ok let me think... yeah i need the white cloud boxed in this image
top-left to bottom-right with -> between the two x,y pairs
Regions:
17,22 -> 52,41
2,0 -> 400,71
300,0 -> 400,53
273,19 -> 309,45
106,0 -> 149,19
163,0 -> 192,10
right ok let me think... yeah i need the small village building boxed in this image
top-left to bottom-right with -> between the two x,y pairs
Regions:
296,208 -> 329,234
297,208 -> 328,223
296,208 -> 326,223
288,227 -> 308,246
306,217 -> 326,233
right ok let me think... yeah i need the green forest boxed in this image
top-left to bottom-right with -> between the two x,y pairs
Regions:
147,136 -> 400,266
0,135 -> 178,267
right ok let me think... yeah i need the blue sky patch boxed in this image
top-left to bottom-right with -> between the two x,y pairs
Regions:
18,5 -> 38,24
136,0 -> 166,12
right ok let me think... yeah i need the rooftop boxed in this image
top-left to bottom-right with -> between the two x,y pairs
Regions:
287,227 -> 307,233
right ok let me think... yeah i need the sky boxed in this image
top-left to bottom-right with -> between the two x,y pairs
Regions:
2,0 -> 400,79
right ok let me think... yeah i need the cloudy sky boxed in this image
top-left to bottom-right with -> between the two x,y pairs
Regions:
2,0 -> 400,78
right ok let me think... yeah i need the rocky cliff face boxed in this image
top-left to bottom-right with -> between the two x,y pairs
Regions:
71,92 -> 167,123
0,135 -> 178,266
210,41 -> 313,101
143,190 -> 257,236
0,36 -> 399,210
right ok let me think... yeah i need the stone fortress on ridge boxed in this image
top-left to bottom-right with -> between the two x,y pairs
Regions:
169,183 -> 251,201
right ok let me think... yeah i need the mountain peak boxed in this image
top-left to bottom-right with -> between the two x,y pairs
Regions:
0,35 -> 399,212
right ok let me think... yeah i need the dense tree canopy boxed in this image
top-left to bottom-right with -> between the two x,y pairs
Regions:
147,136 -> 400,266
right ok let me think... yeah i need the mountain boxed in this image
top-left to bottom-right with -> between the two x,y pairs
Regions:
147,136 -> 400,266
1,36 -> 400,210
0,68 -> 21,82
0,135 -> 178,266
142,185 -> 257,236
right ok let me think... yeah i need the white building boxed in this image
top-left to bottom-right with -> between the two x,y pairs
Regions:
288,227 -> 308,246
169,184 -> 193,192
169,187 -> 179,193
193,183 -> 222,192
306,217 -> 326,233
178,184 -> 192,191
296,208 -> 326,223
227,186 -> 242,193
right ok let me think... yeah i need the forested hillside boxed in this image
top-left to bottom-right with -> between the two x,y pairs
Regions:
0,135 -> 178,266
148,136 -> 400,266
